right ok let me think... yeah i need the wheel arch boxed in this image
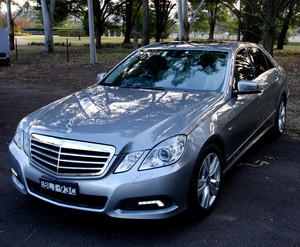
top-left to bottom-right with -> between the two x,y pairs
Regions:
201,135 -> 227,170
281,92 -> 287,104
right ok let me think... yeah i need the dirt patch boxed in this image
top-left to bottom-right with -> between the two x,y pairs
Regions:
0,45 -> 131,92
0,45 -> 299,140
274,52 -> 300,139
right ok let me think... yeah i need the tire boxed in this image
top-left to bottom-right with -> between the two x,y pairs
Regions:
188,144 -> 223,217
271,97 -> 286,137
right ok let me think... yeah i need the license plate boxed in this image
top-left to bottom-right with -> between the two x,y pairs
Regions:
40,179 -> 77,196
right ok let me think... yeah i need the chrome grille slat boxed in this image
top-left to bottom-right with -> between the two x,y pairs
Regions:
30,134 -> 115,176
59,159 -> 106,164
31,142 -> 60,153
31,148 -> 59,161
31,154 -> 58,168
59,152 -> 109,159
57,166 -> 103,170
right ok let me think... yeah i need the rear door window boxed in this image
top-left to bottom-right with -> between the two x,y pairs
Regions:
234,48 -> 254,82
248,48 -> 269,77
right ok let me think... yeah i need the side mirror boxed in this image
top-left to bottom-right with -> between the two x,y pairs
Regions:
237,80 -> 260,94
96,73 -> 106,83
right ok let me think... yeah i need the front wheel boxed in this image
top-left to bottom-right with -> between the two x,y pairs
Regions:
271,97 -> 286,137
188,144 -> 223,216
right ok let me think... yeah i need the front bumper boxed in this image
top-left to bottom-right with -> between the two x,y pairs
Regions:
8,140 -> 199,219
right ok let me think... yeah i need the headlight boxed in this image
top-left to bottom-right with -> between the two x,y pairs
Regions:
13,125 -> 30,156
14,126 -> 23,149
23,132 -> 30,155
139,135 -> 186,171
115,151 -> 144,173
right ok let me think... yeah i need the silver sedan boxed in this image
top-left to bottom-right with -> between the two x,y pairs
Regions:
9,42 -> 287,219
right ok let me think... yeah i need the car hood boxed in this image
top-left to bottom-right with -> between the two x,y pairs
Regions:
26,85 -> 222,154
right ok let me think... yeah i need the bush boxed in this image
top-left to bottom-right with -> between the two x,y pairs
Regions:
28,41 -> 72,47
57,29 -> 86,37
28,42 -> 44,45
54,42 -> 72,46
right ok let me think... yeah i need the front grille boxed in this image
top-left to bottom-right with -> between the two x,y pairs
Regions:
30,134 -> 115,176
27,179 -> 107,209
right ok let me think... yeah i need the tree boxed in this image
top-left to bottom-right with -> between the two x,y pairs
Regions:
5,0 -> 29,50
41,0 -> 55,53
5,0 -> 14,49
261,0 -> 290,56
220,0 -> 262,43
177,0 -> 205,41
152,0 -> 176,42
199,0 -> 229,40
239,0 -> 291,56
94,0 -> 125,49
277,1 -> 300,49
142,0 -> 149,46
124,0 -> 142,43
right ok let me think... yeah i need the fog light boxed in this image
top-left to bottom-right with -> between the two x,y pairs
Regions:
138,200 -> 165,208
11,168 -> 18,178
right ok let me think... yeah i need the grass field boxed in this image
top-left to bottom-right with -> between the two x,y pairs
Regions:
16,35 -> 176,46
16,35 -> 300,54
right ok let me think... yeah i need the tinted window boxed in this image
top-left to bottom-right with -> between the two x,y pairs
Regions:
234,49 -> 254,82
264,53 -> 274,69
248,47 -> 269,77
103,50 -> 228,92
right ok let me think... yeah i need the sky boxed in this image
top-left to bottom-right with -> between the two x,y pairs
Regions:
1,0 -> 28,13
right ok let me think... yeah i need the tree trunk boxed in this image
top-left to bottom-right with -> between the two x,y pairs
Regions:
95,31 -> 102,49
277,6 -> 294,50
208,21 -> 215,40
277,23 -> 288,50
87,0 -> 97,64
237,17 -> 241,41
5,0 -> 14,50
242,16 -> 254,42
41,0 -> 55,53
142,0 -> 150,46
263,0 -> 275,56
263,26 -> 274,56
178,0 -> 189,41
154,0 -> 161,42
94,0 -> 103,49
124,0 -> 133,43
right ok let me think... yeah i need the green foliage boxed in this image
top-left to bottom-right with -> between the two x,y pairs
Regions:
28,41 -> 73,46
54,41 -> 72,46
35,0 -> 87,26
191,0 -> 229,35
28,41 -> 44,45
57,29 -> 87,37
14,26 -> 22,34
0,13 -> 7,28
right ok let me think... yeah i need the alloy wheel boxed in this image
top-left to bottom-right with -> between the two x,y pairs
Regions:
197,153 -> 221,209
278,101 -> 286,133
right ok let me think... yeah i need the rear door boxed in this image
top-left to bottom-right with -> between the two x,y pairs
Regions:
247,47 -> 278,125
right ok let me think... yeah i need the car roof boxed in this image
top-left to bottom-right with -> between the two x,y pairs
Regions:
141,41 -> 259,52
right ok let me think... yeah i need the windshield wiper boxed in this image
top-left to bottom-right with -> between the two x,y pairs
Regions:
120,85 -> 165,91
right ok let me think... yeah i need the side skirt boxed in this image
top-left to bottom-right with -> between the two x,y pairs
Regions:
223,116 -> 275,174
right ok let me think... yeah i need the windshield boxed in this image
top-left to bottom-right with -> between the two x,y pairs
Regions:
101,50 -> 228,92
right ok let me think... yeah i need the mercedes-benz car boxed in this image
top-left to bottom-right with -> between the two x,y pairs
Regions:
8,42 -> 287,219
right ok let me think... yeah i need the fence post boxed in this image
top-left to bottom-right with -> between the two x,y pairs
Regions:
66,38 -> 69,62
134,35 -> 138,50
15,38 -> 18,61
